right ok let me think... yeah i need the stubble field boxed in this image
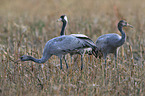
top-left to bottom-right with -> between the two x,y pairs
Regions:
0,0 -> 145,95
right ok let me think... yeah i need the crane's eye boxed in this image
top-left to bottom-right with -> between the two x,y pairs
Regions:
20,57 -> 23,59
125,22 -> 127,25
122,22 -> 127,26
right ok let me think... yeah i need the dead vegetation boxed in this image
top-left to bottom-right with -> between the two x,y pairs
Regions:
0,0 -> 145,95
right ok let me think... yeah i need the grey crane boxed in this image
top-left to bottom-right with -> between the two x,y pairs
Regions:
57,15 -> 93,69
57,15 -> 92,54
20,35 -> 98,70
95,20 -> 133,68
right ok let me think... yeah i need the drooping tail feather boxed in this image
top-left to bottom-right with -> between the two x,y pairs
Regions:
83,40 -> 98,58
75,36 -> 98,58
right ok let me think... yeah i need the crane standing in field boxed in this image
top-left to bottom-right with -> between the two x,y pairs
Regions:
95,20 -> 133,69
20,28 -> 98,70
57,15 -> 93,68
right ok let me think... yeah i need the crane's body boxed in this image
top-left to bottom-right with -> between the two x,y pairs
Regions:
57,15 -> 94,53
95,20 -> 133,80
20,35 -> 98,69
57,15 -> 93,68
96,33 -> 121,57
45,35 -> 92,56
95,20 -> 133,68
20,15 -> 98,70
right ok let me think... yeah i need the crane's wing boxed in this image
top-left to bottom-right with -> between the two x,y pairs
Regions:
70,34 -> 98,58
45,35 -> 92,55
70,34 -> 95,46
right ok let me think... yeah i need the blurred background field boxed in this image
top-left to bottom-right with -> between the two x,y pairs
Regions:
0,0 -> 145,95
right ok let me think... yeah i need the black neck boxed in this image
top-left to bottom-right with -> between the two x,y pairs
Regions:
60,21 -> 67,36
116,24 -> 126,47
118,24 -> 125,39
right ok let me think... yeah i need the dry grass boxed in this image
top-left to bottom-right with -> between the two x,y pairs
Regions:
0,0 -> 145,95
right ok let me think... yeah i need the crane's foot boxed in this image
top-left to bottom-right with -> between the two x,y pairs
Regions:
66,65 -> 68,69
60,66 -> 63,70
81,63 -> 84,70
81,67 -> 83,70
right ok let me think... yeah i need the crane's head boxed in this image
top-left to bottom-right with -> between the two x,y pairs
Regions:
20,55 -> 31,61
57,15 -> 68,23
118,20 -> 133,28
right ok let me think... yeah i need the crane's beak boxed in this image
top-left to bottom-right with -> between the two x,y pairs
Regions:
57,18 -> 62,22
14,58 -> 21,63
127,23 -> 133,28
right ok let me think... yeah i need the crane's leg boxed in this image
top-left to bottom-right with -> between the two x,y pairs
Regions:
104,57 -> 107,78
115,50 -> 119,84
103,54 -> 107,69
80,50 -> 86,70
70,56 -> 73,63
104,58 -> 107,68
60,58 -> 63,69
81,54 -> 83,70
69,53 -> 73,63
114,51 -> 117,69
103,54 -> 107,85
63,55 -> 68,69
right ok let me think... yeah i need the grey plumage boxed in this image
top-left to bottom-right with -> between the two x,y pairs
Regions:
20,35 -> 98,70
57,15 -> 93,69
20,15 -> 98,70
57,15 -> 93,54
95,20 -> 133,68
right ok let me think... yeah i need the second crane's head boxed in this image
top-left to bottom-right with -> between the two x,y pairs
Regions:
118,20 -> 133,28
57,15 -> 68,23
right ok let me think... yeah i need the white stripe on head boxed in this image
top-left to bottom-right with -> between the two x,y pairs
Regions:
64,15 -> 68,22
